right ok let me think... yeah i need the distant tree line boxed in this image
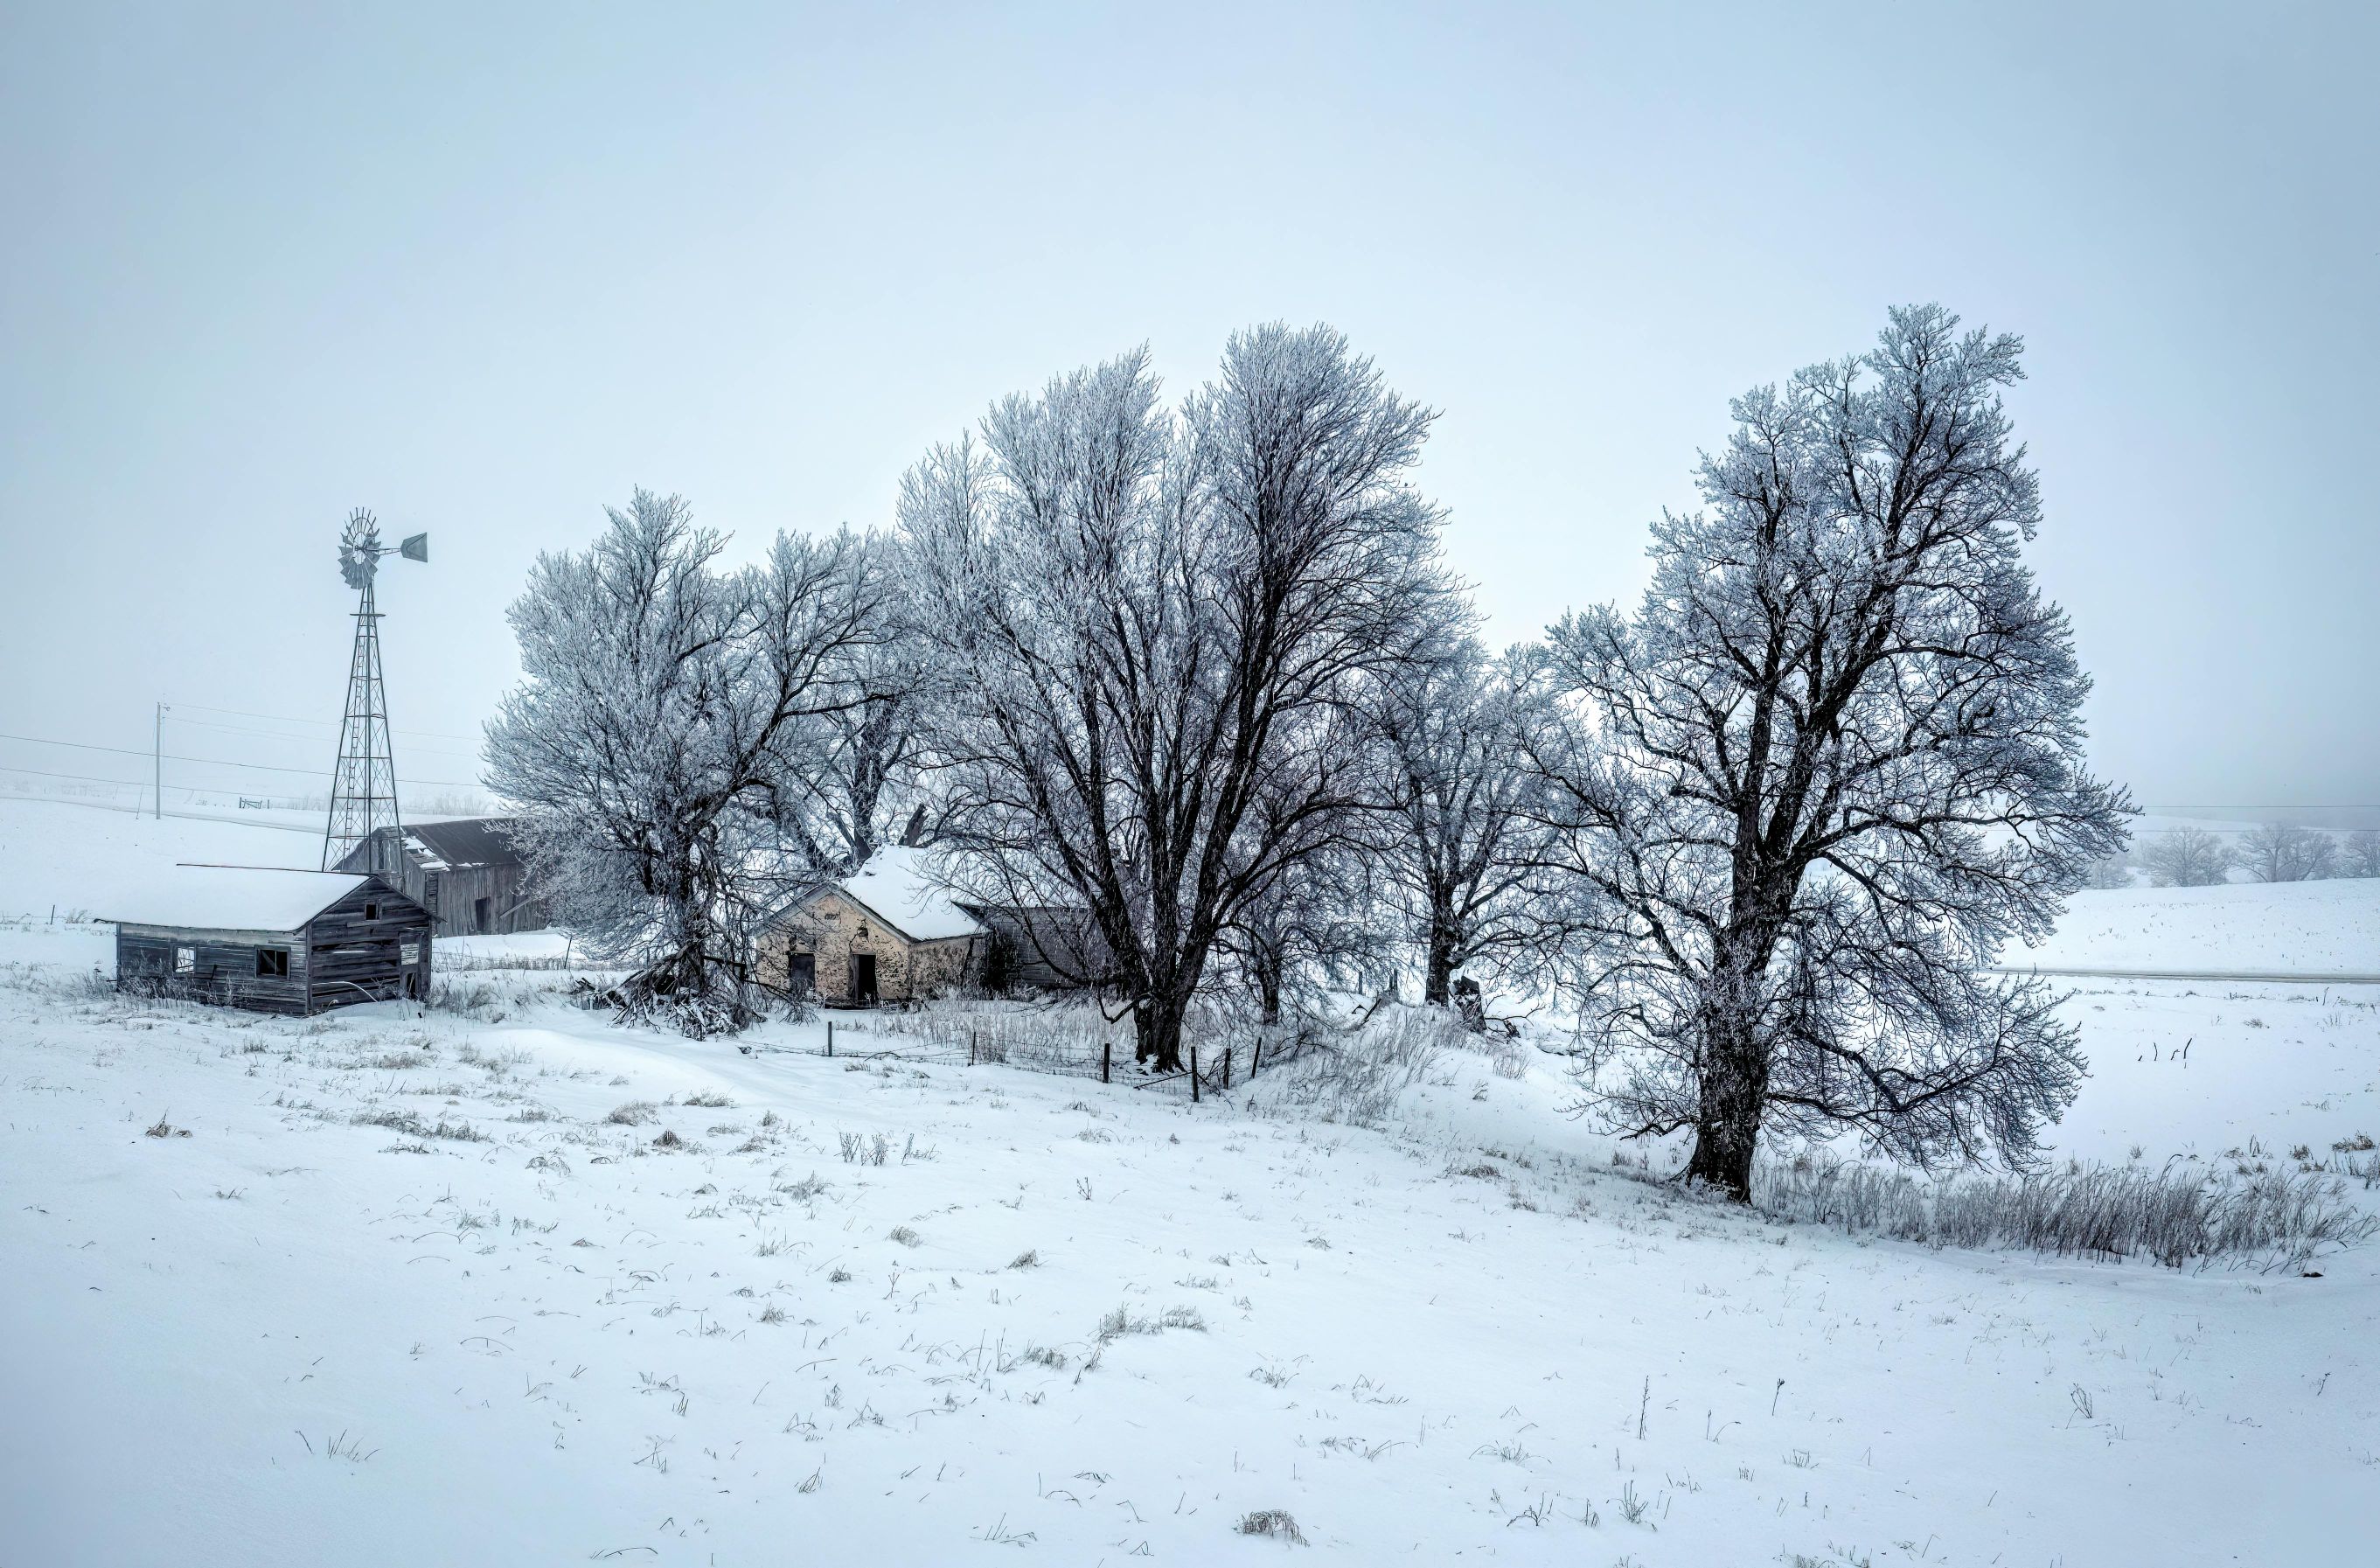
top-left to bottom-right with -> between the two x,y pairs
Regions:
488,306 -> 2137,1202
2109,823 -> 2379,889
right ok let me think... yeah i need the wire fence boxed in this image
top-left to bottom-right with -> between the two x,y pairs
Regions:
748,1002 -> 1320,1104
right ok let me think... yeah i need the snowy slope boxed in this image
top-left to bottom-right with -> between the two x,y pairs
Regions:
0,982 -> 2374,1563
3,794 -> 2377,1565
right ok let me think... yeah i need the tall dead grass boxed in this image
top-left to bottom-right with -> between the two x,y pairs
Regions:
1754,1149 -> 2377,1271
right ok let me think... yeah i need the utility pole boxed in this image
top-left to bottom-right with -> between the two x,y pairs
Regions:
154,700 -> 164,820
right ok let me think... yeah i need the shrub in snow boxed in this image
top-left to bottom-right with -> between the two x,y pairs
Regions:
1235,1509 -> 1308,1545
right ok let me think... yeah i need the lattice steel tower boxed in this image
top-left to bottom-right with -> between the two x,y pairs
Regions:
322,509 -> 428,874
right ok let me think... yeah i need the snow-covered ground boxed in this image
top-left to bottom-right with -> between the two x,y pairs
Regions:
2009,877 -> 2380,976
3,798 -> 2377,1565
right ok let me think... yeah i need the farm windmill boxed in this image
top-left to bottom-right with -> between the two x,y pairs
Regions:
321,509 -> 428,875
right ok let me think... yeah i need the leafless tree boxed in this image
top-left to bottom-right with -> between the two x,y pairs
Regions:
2345,828 -> 2380,879
2237,820 -> 2340,882
2140,826 -> 2234,887
901,326 -> 1451,1070
1520,306 -> 2129,1201
2082,848 -> 2133,890
792,598 -> 939,874
484,491 -> 889,1035
1362,636 -> 1548,1010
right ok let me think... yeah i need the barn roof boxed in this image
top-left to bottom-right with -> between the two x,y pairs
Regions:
110,868 -> 396,933
836,847 -> 986,943
396,817 -> 525,871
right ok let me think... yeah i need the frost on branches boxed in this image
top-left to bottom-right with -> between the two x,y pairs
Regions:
484,491 -> 894,1036
1362,637 -> 1547,1013
899,326 -> 1451,1071
1521,306 -> 2131,1200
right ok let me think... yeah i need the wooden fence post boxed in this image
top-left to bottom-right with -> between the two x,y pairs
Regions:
1250,1040 -> 1262,1080
969,1029 -> 977,1066
1101,1042 -> 1111,1084
1190,1044 -> 1200,1104
1221,1046 -> 1232,1091
826,1020 -> 833,1057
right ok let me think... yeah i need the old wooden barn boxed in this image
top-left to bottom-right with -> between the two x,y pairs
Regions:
333,817 -> 546,937
111,867 -> 434,1015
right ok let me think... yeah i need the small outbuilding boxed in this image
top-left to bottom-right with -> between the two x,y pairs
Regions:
333,817 -> 547,937
112,867 -> 435,1015
754,847 -> 986,1007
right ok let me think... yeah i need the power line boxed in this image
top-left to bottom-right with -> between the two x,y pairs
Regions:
162,698 -> 480,745
0,731 -> 486,790
0,763 -> 157,789
165,712 -> 482,763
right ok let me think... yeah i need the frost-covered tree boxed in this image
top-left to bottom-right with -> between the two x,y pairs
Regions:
1363,636 -> 1547,1010
485,491 -> 889,1035
1521,306 -> 2129,1201
901,326 -> 1451,1070
1213,836 -> 1391,1026
2237,821 -> 2339,882
2140,827 -> 2234,888
795,586 -> 939,874
2082,848 -> 2133,890
2345,828 -> 2380,879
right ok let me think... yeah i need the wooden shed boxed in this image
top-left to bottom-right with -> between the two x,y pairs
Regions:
962,903 -> 1118,993
754,847 -> 985,1007
334,818 -> 547,937
111,868 -> 434,1015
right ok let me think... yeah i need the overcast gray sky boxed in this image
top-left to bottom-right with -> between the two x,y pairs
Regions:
3,1 -> 2374,809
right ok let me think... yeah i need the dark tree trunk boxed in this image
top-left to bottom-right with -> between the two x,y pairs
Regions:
1423,910 -> 1458,1007
1132,991 -> 1189,1074
1253,945 -> 1283,1027
1681,959 -> 1772,1202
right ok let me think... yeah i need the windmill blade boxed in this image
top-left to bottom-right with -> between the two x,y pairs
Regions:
400,533 -> 428,563
338,509 -> 382,590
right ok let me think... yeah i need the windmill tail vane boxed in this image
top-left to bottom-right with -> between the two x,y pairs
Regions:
322,508 -> 428,875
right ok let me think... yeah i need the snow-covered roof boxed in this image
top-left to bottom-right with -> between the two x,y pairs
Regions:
110,868 -> 383,933
836,846 -> 985,944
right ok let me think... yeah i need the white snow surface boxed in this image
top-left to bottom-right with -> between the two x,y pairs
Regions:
0,796 -> 328,920
3,796 -> 2377,1565
107,866 -> 378,933
836,843 -> 985,942
2007,876 -> 2380,974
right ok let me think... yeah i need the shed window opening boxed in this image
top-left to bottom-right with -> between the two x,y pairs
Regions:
254,948 -> 289,978
400,942 -> 420,966
362,902 -> 380,921
174,946 -> 195,974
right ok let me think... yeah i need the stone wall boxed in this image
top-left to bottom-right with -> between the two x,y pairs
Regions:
756,889 -> 979,1003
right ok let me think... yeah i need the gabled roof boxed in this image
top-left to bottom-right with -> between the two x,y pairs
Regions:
338,818 -> 526,873
110,868 -> 411,933
402,817 -> 525,870
831,846 -> 986,944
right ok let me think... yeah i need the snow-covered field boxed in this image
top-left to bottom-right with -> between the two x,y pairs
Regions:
3,799 -> 2377,1565
2008,876 -> 2380,976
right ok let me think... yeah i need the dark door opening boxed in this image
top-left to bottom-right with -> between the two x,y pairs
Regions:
473,896 -> 491,934
851,953 -> 879,1007
789,951 -> 816,996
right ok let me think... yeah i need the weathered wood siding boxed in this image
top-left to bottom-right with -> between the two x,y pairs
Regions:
414,862 -> 543,937
338,829 -> 548,937
117,925 -> 313,1014
755,889 -> 978,1006
305,882 -> 434,1012
964,905 -> 1114,994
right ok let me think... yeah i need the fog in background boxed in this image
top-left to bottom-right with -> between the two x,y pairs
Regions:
3,2 -> 2374,812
